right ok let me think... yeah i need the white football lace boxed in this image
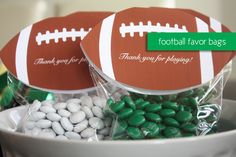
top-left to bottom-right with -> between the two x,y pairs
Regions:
119,21 -> 188,37
36,27 -> 92,45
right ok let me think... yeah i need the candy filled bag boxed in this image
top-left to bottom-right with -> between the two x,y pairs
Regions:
0,12 -> 114,141
81,7 -> 235,139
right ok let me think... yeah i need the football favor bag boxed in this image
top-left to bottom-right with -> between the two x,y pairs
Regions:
81,7 -> 235,139
0,12 -> 114,141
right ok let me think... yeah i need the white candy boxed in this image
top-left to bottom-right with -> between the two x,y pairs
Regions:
24,121 -> 35,130
52,122 -> 65,135
46,113 -> 61,121
66,98 -> 81,104
81,127 -> 96,138
67,102 -> 80,113
58,109 -> 71,117
29,100 -> 41,112
81,95 -> 93,108
54,102 -> 67,110
98,127 -> 110,136
60,117 -> 73,131
89,117 -> 104,130
36,119 -> 52,129
104,117 -> 113,127
65,132 -> 81,140
24,129 -> 33,136
29,111 -> 46,121
70,111 -> 86,124
81,106 -> 93,118
38,129 -> 56,138
31,127 -> 41,136
41,100 -> 54,107
74,120 -> 88,133
97,134 -> 104,140
23,95 -> 112,141
56,135 -> 68,140
92,106 -> 104,119
40,106 -> 56,113
93,96 -> 106,108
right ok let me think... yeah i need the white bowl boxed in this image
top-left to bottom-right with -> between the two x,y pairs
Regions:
0,99 -> 236,157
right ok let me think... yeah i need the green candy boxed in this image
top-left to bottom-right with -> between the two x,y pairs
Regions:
118,108 -> 133,120
145,103 -> 162,112
179,89 -> 194,97
181,123 -> 196,133
134,98 -> 145,105
159,109 -> 176,118
163,94 -> 178,101
163,118 -> 180,127
128,114 -> 146,126
175,111 -> 193,123
158,124 -> 166,131
111,101 -> 125,113
127,127 -> 144,139
115,120 -> 128,134
133,110 -> 146,116
136,101 -> 150,109
107,98 -> 114,106
189,97 -> 198,109
178,105 -> 185,111
184,106 -> 192,112
178,97 -> 189,106
123,96 -> 136,110
141,122 -> 160,138
145,113 -> 162,123
147,95 -> 163,102
163,127 -> 181,138
162,101 -> 178,111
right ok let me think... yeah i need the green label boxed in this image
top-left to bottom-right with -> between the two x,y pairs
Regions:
147,33 -> 236,51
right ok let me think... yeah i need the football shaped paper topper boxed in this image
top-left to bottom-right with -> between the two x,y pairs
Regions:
81,7 -> 235,91
0,12 -> 112,92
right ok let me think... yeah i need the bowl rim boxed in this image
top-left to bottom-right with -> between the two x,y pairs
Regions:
0,99 -> 236,145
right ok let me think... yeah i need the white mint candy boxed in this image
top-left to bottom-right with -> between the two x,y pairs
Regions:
30,100 -> 41,112
40,106 -> 56,113
92,106 -> 104,119
56,135 -> 68,140
104,117 -> 112,127
46,113 -> 61,121
29,111 -> 46,121
74,120 -> 88,133
52,122 -> 65,135
38,129 -> 56,138
81,127 -> 96,138
89,117 -> 104,130
24,129 -> 33,136
24,121 -> 35,130
97,134 -> 104,140
65,132 -> 81,140
67,102 -> 80,113
81,106 -> 93,118
98,127 -> 110,136
66,98 -> 81,104
36,119 -> 52,129
70,111 -> 86,124
81,95 -> 93,108
58,109 -> 71,117
93,96 -> 106,108
60,117 -> 73,131
31,127 -> 41,136
54,102 -> 67,110
41,100 -> 54,107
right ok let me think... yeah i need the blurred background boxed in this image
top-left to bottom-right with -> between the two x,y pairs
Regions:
0,0 -> 235,104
